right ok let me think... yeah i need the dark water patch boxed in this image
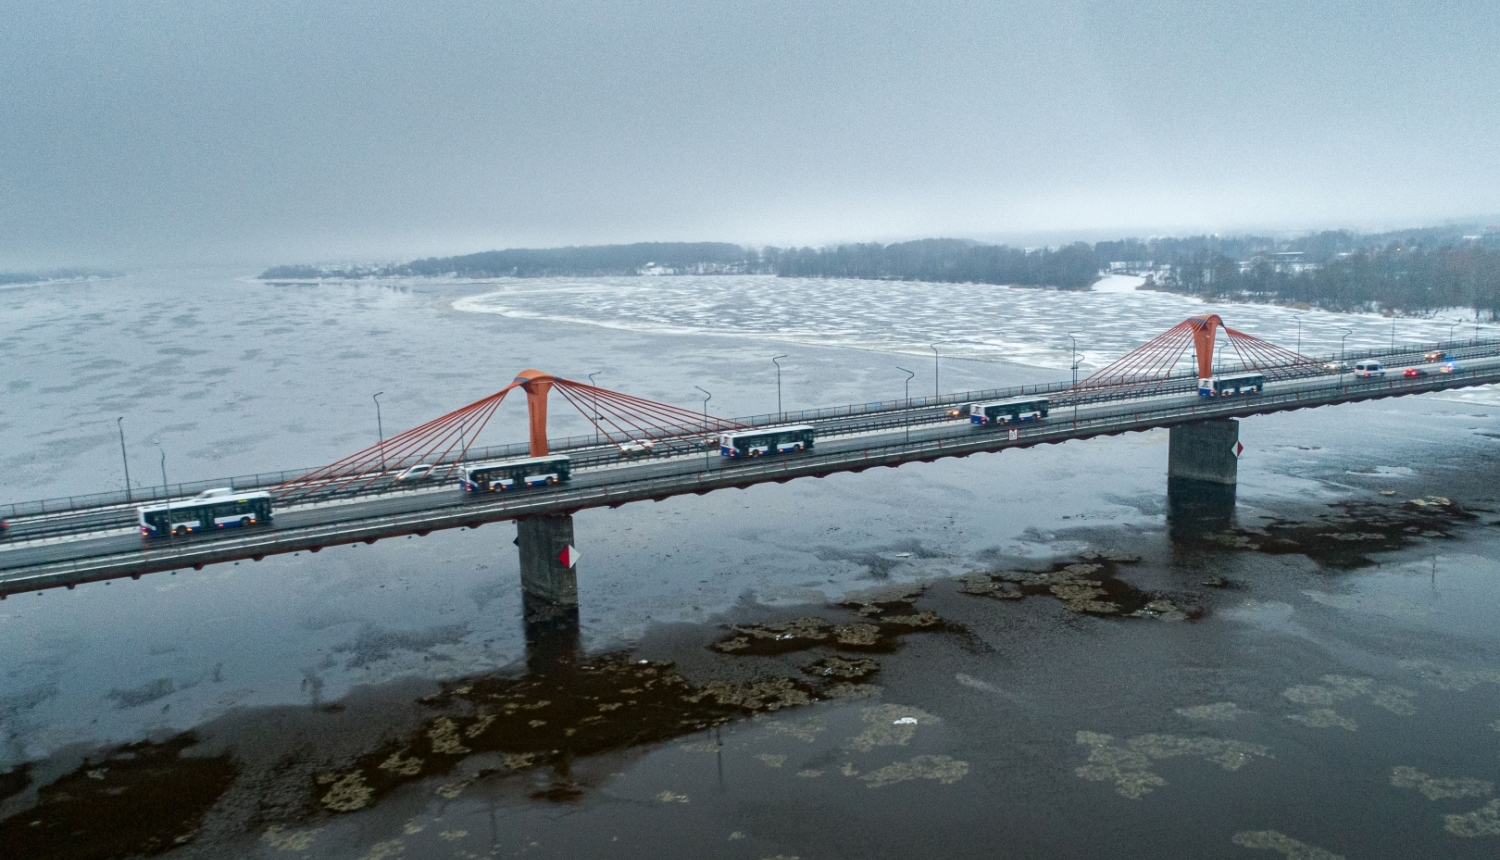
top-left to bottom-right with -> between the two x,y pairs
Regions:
0,763 -> 30,805
959,551 -> 1200,620
1200,497 -> 1475,569
0,735 -> 234,860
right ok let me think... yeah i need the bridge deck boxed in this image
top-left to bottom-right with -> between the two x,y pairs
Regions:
4,345 -> 1498,597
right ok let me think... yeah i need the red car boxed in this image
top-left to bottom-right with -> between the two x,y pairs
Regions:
1403,367 -> 1429,378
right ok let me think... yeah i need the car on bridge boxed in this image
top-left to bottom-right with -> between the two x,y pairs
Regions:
1441,361 -> 1461,374
1425,350 -> 1446,362
395,464 -> 437,481
1353,361 -> 1386,378
1323,360 -> 1350,374
1404,367 -> 1429,378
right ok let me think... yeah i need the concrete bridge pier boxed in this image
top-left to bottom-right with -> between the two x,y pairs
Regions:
1166,419 -> 1239,541
1168,418 -> 1239,485
516,514 -> 578,606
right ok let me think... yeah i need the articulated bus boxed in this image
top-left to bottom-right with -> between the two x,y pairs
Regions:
719,425 -> 815,458
460,455 -> 571,492
969,397 -> 1049,425
139,489 -> 273,538
1198,373 -> 1265,397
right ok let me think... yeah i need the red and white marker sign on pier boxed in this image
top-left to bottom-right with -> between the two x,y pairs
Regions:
558,545 -> 581,568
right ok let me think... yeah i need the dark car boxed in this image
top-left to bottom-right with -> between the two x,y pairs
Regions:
1404,367 -> 1429,378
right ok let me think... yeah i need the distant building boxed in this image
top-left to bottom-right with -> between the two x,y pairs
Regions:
1241,251 -> 1319,275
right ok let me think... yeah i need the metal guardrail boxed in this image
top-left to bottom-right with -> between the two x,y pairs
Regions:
5,337 -> 1498,522
6,358 -> 1500,594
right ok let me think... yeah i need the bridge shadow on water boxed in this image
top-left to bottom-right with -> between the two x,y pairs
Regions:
1166,477 -> 1238,546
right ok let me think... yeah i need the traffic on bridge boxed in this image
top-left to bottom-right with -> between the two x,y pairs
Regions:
4,315 -> 1500,601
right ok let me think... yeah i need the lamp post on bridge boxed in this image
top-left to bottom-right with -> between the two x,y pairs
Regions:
771,354 -> 787,419
929,342 -> 945,402
1068,331 -> 1082,427
154,440 -> 172,544
117,417 -> 132,503
1339,328 -> 1352,387
372,392 -> 386,473
588,373 -> 601,446
694,386 -> 712,462
897,366 -> 914,445
1447,320 -> 1459,344
1292,314 -> 1302,355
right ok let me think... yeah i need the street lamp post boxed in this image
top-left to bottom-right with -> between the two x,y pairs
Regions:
588,373 -> 601,445
117,417 -> 132,502
1390,316 -> 1396,351
1068,331 -> 1082,426
1339,328 -> 1352,386
1292,314 -> 1302,355
154,440 -> 172,542
694,386 -> 712,461
1448,320 -> 1459,344
897,366 -> 915,445
372,392 -> 386,473
929,342 -> 945,401
771,354 -> 788,418
1067,331 -> 1081,388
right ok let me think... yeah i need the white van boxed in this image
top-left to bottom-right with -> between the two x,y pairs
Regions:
1353,360 -> 1385,378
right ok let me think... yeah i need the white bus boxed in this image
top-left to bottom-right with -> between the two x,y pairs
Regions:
460,455 -> 571,492
969,397 -> 1049,425
719,425 -> 815,458
139,489 -> 273,538
1197,373 -> 1265,397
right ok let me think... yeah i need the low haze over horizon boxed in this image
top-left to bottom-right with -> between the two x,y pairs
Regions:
3,1 -> 1498,268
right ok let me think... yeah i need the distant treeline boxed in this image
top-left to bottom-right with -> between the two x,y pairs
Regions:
0,268 -> 120,286
765,239 -> 1100,289
261,239 -> 1103,289
1166,245 -> 1500,319
259,223 -> 1500,312
260,242 -> 758,280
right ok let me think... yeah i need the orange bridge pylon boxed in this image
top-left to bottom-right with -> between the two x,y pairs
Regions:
1068,314 -> 1321,398
274,371 -> 751,501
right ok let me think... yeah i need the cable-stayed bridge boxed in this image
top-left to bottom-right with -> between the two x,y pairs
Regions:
4,315 -> 1498,606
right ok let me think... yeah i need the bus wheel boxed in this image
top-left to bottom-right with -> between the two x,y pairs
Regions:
175,526 -> 188,536
240,517 -> 252,527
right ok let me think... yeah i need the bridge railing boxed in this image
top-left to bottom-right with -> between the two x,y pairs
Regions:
9,359 -> 1500,583
6,337 -> 1497,521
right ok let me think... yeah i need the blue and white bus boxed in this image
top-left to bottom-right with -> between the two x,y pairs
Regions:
969,397 -> 1049,425
719,425 -> 815,458
1198,373 -> 1264,397
139,489 -> 273,538
460,455 -> 571,491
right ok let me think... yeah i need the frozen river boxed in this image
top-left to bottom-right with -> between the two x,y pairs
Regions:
3,270 -> 1500,858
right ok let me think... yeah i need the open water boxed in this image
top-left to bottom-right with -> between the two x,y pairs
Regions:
3,271 -> 1500,858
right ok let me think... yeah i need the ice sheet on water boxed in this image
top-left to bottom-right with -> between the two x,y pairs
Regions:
452,275 -> 1473,372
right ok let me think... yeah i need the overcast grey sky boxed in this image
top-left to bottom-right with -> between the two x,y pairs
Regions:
2,1 -> 1497,267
